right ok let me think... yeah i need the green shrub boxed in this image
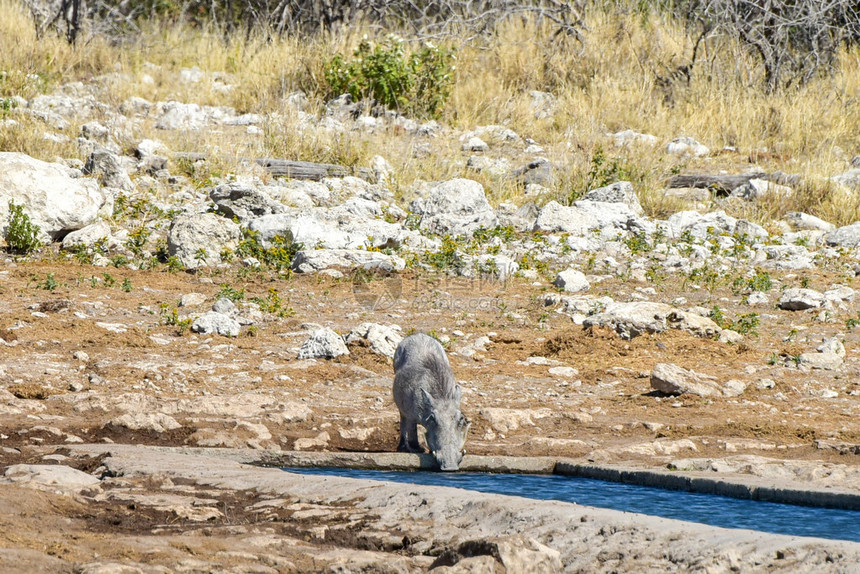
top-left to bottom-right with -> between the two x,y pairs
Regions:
325,35 -> 455,118
5,201 -> 42,255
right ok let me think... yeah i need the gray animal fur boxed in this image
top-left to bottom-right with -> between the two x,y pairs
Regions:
393,333 -> 470,471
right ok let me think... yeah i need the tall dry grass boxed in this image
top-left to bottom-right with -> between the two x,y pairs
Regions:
1,0 -> 860,223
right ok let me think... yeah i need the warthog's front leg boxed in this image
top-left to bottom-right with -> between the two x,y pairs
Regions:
397,415 -> 425,453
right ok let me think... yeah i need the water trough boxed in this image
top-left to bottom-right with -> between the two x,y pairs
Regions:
285,465 -> 860,543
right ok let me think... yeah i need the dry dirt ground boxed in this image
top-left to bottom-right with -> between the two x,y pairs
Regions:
1,257 -> 859,570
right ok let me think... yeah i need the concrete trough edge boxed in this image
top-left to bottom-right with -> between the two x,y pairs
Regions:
553,461 -> 860,511
71,445 -> 860,511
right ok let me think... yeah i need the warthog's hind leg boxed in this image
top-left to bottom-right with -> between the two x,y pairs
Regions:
397,415 -> 425,453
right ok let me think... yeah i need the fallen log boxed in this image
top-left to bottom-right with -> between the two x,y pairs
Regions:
666,173 -> 766,193
667,171 -> 802,194
173,153 -> 367,181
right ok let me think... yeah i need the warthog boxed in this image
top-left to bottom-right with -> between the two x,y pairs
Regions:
393,333 -> 470,471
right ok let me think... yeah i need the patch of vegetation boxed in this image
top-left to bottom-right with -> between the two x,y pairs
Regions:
216,283 -> 245,302
710,305 -> 760,337
160,303 -> 192,335
623,232 -> 652,255
35,272 -> 58,291
250,288 -> 295,318
732,269 -> 773,294
237,229 -> 301,274
325,35 -> 455,118
6,201 -> 42,255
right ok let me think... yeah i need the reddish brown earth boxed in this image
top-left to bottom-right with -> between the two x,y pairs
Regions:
1,258 -> 859,571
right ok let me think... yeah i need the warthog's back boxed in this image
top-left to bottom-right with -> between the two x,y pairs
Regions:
393,333 -> 456,401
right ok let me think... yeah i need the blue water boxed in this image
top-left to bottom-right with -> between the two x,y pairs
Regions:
285,467 -> 860,542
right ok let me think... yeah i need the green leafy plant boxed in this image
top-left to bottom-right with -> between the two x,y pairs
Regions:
160,303 -> 192,335
325,35 -> 456,118
623,232 -> 652,255
121,278 -> 133,292
250,288 -> 295,318
5,201 -> 42,255
216,283 -> 245,302
37,273 -> 58,291
237,229 -> 301,274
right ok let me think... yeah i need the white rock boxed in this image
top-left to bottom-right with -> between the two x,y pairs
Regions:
167,213 -> 242,269
409,178 -> 498,235
582,181 -> 643,215
298,328 -> 349,359
778,288 -> 826,310
533,200 -> 599,235
666,136 -> 709,157
191,311 -> 241,337
293,249 -> 405,273
651,363 -> 723,397
344,323 -> 403,358
0,152 -> 107,241
583,301 -> 721,340
3,464 -> 100,491
107,413 -> 182,433
553,268 -> 590,293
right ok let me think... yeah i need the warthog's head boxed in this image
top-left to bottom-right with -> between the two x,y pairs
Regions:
423,389 -> 471,471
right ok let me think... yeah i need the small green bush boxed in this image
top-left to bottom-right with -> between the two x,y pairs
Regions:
6,201 -> 42,255
325,35 -> 455,118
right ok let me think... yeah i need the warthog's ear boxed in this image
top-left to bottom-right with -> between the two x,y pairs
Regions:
453,384 -> 462,402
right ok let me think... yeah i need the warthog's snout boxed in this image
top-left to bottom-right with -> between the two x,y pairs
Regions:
434,448 -> 465,472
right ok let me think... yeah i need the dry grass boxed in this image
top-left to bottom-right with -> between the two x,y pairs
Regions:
1,0 -> 859,224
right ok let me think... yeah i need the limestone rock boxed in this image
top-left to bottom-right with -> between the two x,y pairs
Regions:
191,311 -> 241,337
298,328 -> 349,359
410,179 -> 498,235
553,268 -> 590,293
344,323 -> 403,358
3,464 -> 100,492
292,249 -> 405,273
582,181 -> 643,216
533,200 -> 599,235
650,363 -> 723,397
167,212 -> 241,269
0,152 -> 107,241
778,288 -> 826,310
209,182 -> 288,222
583,302 -> 721,340
83,148 -> 134,191
106,413 -> 182,433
